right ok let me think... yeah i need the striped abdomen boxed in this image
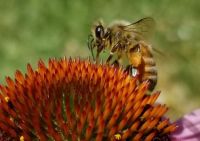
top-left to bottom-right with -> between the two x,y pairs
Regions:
138,44 -> 157,91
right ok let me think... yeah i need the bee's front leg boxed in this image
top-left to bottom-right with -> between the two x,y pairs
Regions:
96,51 -> 100,63
96,44 -> 104,63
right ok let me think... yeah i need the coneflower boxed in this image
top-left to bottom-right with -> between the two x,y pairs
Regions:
0,58 -> 176,141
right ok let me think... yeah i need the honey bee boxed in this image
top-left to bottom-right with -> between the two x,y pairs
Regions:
88,17 -> 157,91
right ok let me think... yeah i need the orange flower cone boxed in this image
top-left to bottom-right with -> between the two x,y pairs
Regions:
0,58 -> 176,141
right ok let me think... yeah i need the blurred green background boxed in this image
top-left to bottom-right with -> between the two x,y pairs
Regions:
0,0 -> 200,119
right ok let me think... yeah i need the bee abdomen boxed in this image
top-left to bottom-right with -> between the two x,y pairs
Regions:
143,57 -> 157,91
143,57 -> 156,66
143,66 -> 157,82
144,66 -> 157,75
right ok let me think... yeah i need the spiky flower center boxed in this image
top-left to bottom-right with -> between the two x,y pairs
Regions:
0,58 -> 176,141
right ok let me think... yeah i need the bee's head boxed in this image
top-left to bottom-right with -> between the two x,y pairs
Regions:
88,20 -> 106,61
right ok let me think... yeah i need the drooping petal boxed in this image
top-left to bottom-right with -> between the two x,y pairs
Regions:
171,109 -> 200,141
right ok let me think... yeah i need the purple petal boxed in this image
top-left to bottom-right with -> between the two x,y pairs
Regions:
170,109 -> 200,141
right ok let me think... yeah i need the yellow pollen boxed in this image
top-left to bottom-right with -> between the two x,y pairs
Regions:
20,136 -> 24,141
114,133 -> 121,140
5,96 -> 9,102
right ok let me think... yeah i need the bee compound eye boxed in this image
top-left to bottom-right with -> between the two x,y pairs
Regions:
95,25 -> 104,39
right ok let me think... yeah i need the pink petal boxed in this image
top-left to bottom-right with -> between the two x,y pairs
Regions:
170,109 -> 200,141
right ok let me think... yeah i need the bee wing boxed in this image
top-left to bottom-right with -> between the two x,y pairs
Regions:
122,17 -> 155,39
152,47 -> 166,57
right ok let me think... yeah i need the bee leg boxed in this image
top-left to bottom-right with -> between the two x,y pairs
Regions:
96,45 -> 104,63
106,42 -> 120,64
87,35 -> 95,60
113,53 -> 122,67
112,60 -> 120,67
128,44 -> 142,67
106,53 -> 113,64
96,51 -> 100,63
124,65 -> 130,73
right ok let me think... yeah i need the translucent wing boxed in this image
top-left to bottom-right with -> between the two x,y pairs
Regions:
122,17 -> 155,39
